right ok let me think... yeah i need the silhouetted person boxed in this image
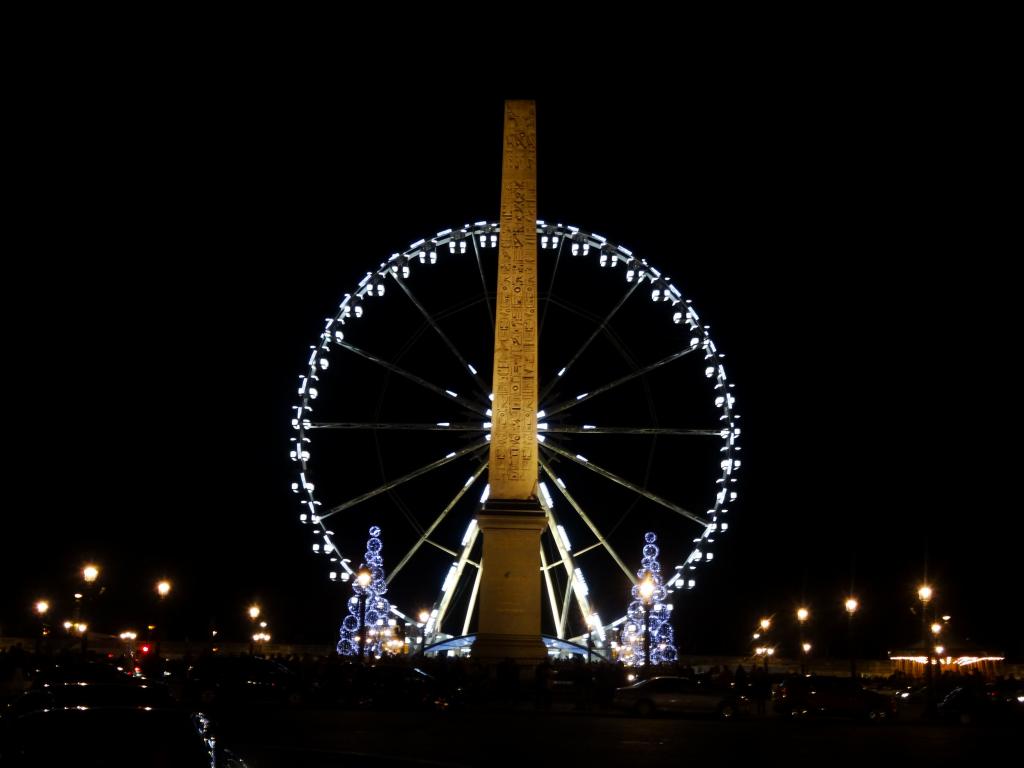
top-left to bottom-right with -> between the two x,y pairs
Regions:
734,664 -> 748,691
751,666 -> 770,715
497,657 -> 518,704
534,658 -> 554,710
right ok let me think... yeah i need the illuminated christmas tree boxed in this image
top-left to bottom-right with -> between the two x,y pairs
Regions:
337,526 -> 392,658
619,532 -> 677,667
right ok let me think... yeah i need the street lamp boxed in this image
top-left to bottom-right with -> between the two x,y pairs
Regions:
247,604 -> 261,655
917,585 -> 933,664
917,583 -> 935,712
80,564 -> 100,655
357,566 -> 372,660
844,597 -> 858,678
417,609 -> 430,657
34,600 -> 49,655
154,580 -> 171,657
639,574 -> 655,673
796,608 -> 809,674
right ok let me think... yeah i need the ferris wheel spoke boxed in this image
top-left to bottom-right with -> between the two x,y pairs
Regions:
540,442 -> 708,528
539,455 -> 635,583
320,440 -> 489,520
542,345 -> 698,419
539,278 -> 640,402
335,339 -> 489,416
309,421 -> 487,433
392,275 -> 492,401
470,235 -> 495,335
538,234 -> 565,342
387,460 -> 488,583
541,424 -> 722,436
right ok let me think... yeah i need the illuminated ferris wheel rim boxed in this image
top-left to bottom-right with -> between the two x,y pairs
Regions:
290,220 -> 741,643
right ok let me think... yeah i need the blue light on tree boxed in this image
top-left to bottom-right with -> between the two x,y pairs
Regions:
619,532 -> 677,667
337,526 -> 392,657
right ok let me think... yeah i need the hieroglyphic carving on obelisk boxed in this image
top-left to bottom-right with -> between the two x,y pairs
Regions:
473,100 -> 547,666
488,99 -> 539,502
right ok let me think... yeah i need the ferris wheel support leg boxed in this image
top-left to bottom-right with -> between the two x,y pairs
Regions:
433,526 -> 481,636
461,561 -> 483,637
539,545 -> 562,637
542,505 -> 594,635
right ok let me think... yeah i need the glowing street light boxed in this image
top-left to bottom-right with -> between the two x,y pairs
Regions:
639,574 -> 656,672
802,642 -> 812,653
931,622 -> 942,636
156,580 -> 171,597
79,564 -> 100,656
759,617 -> 772,631
845,597 -> 859,678
796,607 -> 810,674
34,600 -> 50,655
247,604 -> 262,655
917,585 -> 933,604
418,609 -> 430,657
356,565 -> 372,663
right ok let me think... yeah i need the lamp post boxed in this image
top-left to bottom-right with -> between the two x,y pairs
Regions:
844,597 -> 858,678
417,609 -> 430,657
639,574 -> 655,673
247,604 -> 260,656
34,600 -> 49,656
759,617 -> 772,671
918,584 -> 936,716
796,608 -> 809,675
155,580 -> 171,658
356,566 -> 372,661
917,584 -> 933,703
81,564 -> 100,656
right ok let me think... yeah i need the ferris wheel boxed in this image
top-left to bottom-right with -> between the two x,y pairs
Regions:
290,221 -> 740,655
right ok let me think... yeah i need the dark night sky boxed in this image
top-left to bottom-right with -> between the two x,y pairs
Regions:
3,79 -> 1018,661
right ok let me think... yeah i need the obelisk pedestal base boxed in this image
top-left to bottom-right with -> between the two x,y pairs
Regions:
472,499 -> 548,667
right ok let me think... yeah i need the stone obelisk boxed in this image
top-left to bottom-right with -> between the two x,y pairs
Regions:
473,100 -> 548,666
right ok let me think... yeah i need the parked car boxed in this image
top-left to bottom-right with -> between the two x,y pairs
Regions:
0,706 -> 248,766
613,676 -> 750,718
937,683 -> 1024,725
30,659 -> 138,688
3,681 -> 174,720
773,675 -> 895,720
318,663 -> 462,711
184,655 -> 303,707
